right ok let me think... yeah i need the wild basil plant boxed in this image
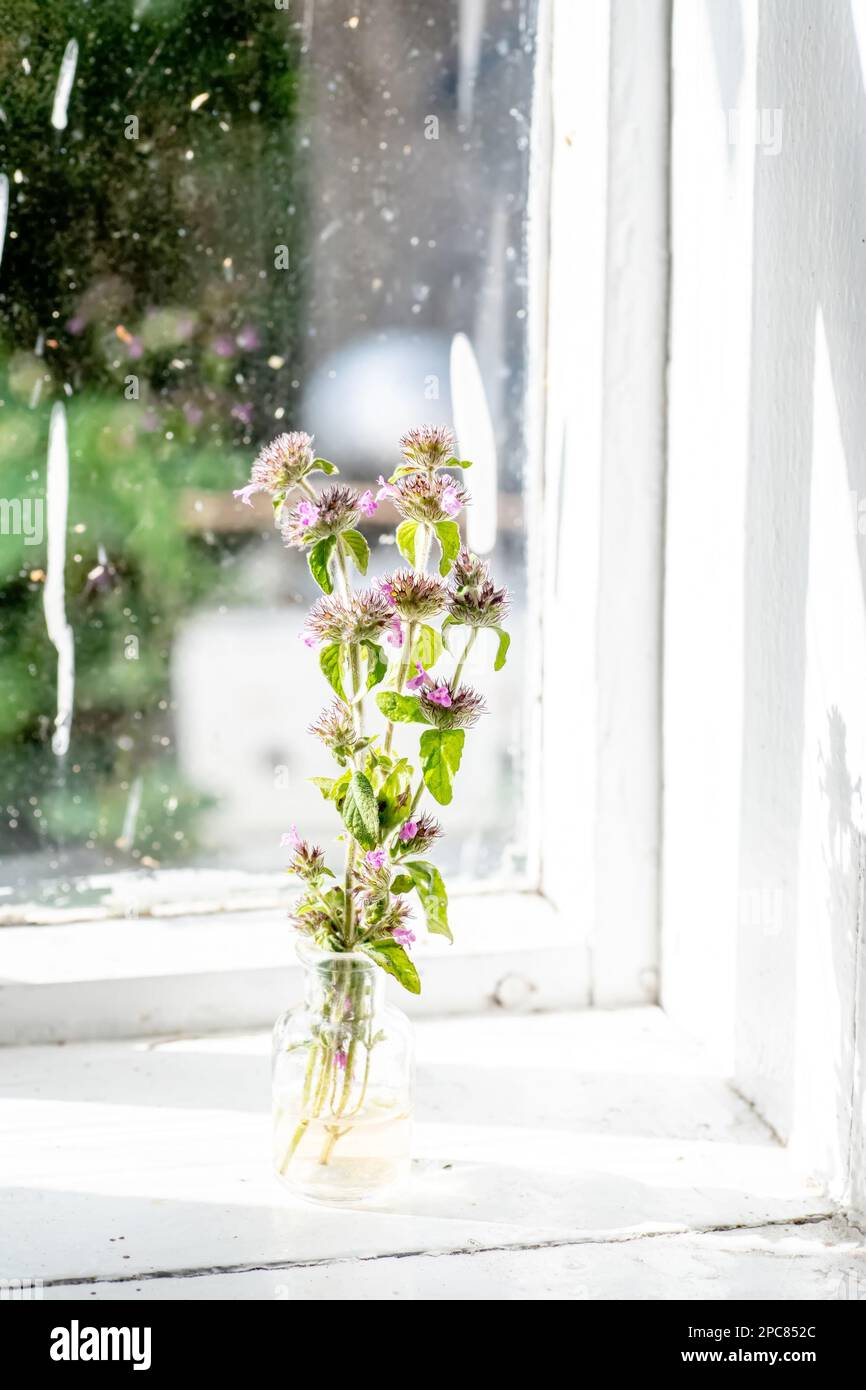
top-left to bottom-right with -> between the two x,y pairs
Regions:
235,426 -> 509,1168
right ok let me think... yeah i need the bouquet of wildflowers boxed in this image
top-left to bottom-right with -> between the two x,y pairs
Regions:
236,426 -> 509,1168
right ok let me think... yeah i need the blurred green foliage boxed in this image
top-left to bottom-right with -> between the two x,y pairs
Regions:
0,0 -> 305,869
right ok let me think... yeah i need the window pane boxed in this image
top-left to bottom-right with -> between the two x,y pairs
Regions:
0,0 -> 539,921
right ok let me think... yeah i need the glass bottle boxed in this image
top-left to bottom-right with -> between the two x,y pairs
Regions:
272,944 -> 414,1203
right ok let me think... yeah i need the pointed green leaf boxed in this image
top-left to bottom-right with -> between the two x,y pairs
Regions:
493,626 -> 511,672
419,728 -> 465,805
361,939 -> 421,994
380,756 -> 412,809
433,520 -> 460,576
330,769 -> 352,806
411,624 -> 443,669
444,457 -> 473,470
388,464 -> 420,482
396,520 -> 420,567
342,528 -> 369,576
308,535 -> 337,593
310,776 -> 335,800
319,642 -> 347,702
311,458 -> 339,475
406,858 -> 452,942
376,691 -> 431,724
340,771 -> 380,850
363,641 -> 388,691
390,872 -> 415,895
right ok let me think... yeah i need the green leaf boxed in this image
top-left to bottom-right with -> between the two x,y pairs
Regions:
444,457 -> 473,470
390,872 -> 415,895
380,757 -> 412,810
361,939 -> 421,994
493,626 -> 511,672
310,776 -> 335,800
319,643 -> 347,702
419,728 -> 465,805
342,528 -> 369,576
441,615 -> 462,654
323,886 -> 346,918
376,691 -> 431,724
330,769 -> 352,807
396,519 -> 420,567
308,535 -> 337,593
311,458 -> 339,475
363,641 -> 388,691
433,520 -> 460,576
387,464 -> 419,482
405,859 -> 452,942
340,771 -> 380,850
412,624 -> 443,669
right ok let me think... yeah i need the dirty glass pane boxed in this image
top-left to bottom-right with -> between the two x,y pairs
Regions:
0,0 -> 539,921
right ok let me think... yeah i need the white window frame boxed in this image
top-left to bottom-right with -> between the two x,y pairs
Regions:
0,0 -> 671,1043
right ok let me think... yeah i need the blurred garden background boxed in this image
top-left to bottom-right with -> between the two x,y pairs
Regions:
0,0 -> 537,920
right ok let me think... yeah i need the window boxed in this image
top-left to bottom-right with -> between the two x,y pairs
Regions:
0,0 -> 541,925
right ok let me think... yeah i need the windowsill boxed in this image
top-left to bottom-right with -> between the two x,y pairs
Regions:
0,891 -> 589,1045
1,1008 -> 851,1300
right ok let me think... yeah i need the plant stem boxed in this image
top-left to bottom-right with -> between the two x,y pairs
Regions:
344,838 -> 357,944
383,618 -> 417,753
416,522 -> 432,575
334,534 -> 353,600
330,538 -> 363,943
452,626 -> 478,687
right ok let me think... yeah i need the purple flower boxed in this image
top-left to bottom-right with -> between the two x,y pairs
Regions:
392,926 -> 416,948
295,498 -> 321,528
406,662 -> 431,692
376,578 -> 396,604
398,820 -> 418,842
359,489 -> 378,517
335,1049 -> 348,1070
183,402 -> 204,427
366,848 -> 386,869
231,402 -> 254,426
385,615 -> 404,648
376,474 -> 400,501
236,326 -> 260,351
442,486 -> 462,518
427,684 -> 453,708
66,314 -> 86,336
280,826 -> 303,850
233,482 -> 260,507
211,334 -> 235,358
399,425 -> 455,470
297,631 -> 317,649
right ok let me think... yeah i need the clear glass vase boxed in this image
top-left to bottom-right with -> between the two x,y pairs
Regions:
272,944 -> 414,1203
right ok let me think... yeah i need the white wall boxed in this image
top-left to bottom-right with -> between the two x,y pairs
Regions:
664,0 -> 866,1214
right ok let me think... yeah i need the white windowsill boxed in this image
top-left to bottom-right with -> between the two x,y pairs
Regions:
2,1007 -> 853,1300
0,891 -> 589,1045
